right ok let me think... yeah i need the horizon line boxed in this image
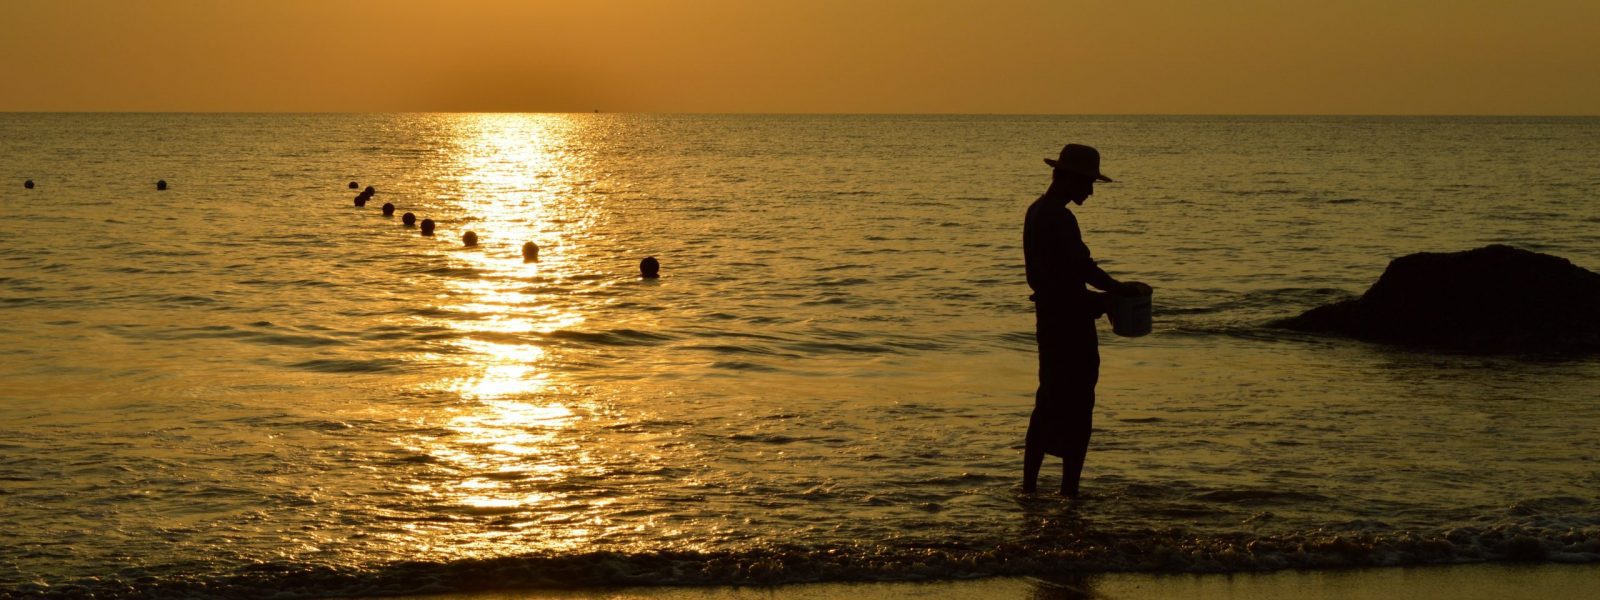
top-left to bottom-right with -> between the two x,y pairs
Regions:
3,110 -> 1598,118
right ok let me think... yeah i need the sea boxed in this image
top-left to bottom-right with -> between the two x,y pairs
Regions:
2,113 -> 1598,598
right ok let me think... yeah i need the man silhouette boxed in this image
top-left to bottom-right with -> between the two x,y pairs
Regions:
1022,143 -> 1141,497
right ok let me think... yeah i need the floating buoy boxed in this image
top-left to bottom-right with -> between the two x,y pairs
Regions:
462,231 -> 478,247
354,194 -> 367,207
402,212 -> 416,227
420,219 -> 435,236
640,256 -> 660,278
349,181 -> 359,189
381,202 -> 395,216
24,179 -> 34,189
156,180 -> 167,191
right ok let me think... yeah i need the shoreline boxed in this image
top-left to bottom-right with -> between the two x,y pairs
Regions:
376,563 -> 1599,600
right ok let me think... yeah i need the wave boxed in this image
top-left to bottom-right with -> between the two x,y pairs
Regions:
400,265 -> 486,278
286,357 -> 404,373
109,323 -> 351,348
1161,287 -> 1357,317
8,524 -> 1596,599
544,328 -> 677,346
710,360 -> 782,372
1189,489 -> 1333,504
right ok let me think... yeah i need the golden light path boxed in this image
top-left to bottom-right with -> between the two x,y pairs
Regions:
399,114 -> 608,555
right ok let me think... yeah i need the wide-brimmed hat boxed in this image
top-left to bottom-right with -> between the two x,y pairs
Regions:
1044,143 -> 1113,182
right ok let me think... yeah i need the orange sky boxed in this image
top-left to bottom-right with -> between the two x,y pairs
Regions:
1,0 -> 1596,114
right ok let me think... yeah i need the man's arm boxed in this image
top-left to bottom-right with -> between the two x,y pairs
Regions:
1084,259 -> 1123,292
1068,219 -> 1133,294
1062,208 -> 1141,296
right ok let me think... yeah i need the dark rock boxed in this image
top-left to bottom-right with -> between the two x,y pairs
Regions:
1273,245 -> 1600,353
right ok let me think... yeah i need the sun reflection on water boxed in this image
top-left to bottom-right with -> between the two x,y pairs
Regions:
427,113 -> 598,401
400,114 -> 608,554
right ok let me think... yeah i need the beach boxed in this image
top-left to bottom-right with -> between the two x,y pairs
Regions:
382,564 -> 1600,600
3,113 -> 1597,597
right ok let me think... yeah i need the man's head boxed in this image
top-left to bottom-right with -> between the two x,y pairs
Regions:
1046,143 -> 1111,205
1052,169 -> 1098,205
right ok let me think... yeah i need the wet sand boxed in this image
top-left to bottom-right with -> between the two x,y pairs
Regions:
383,563 -> 1596,599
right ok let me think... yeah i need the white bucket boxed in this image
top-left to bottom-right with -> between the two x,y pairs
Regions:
1106,283 -> 1152,337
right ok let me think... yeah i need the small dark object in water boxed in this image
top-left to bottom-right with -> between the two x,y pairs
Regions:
522,241 -> 539,262
402,212 -> 416,227
640,256 -> 660,278
381,202 -> 395,216
1273,245 -> 1600,353
363,185 -> 376,196
462,231 -> 478,247
420,219 -> 435,236
24,179 -> 34,189
354,194 -> 367,207
156,180 -> 167,191
349,181 -> 359,189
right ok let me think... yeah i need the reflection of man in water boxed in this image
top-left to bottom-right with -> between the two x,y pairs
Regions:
1023,143 -> 1139,497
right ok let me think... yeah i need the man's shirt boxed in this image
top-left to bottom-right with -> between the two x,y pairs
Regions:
1024,196 -> 1111,314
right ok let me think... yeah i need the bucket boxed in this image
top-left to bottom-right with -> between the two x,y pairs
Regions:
1105,282 -> 1152,337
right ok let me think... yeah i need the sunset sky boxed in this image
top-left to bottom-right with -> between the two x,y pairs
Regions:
2,0 -> 1596,114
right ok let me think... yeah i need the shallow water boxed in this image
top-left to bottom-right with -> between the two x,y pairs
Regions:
2,114 -> 1598,597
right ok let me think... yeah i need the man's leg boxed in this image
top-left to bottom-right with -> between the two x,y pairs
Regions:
1025,304 -> 1067,493
1022,438 -> 1044,493
1059,393 -> 1095,496
1058,319 -> 1100,497
1024,383 -> 1055,493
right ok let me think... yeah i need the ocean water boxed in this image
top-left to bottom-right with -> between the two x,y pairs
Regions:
1,113 -> 1598,597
